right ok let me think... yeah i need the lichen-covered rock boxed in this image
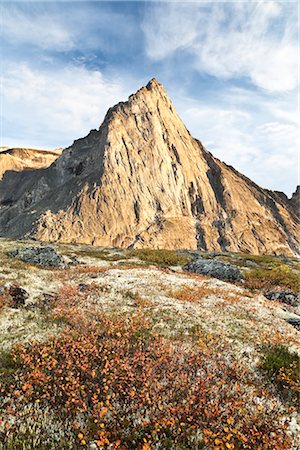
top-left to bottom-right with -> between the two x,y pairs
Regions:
265,291 -> 299,306
286,318 -> 300,331
185,257 -> 243,282
8,246 -> 69,268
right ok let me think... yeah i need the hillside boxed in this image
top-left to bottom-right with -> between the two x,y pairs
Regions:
0,147 -> 61,179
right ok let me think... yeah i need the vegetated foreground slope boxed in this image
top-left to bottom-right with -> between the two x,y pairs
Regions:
0,240 -> 299,449
0,79 -> 299,255
0,147 -> 61,179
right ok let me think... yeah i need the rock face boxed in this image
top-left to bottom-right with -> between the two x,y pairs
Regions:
0,148 -> 61,179
0,79 -> 299,255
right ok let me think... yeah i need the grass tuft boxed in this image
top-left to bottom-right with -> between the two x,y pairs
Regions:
128,249 -> 191,267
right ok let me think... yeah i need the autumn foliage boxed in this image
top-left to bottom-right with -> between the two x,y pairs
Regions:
0,286 -> 295,449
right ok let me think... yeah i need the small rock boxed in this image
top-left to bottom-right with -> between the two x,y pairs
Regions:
8,246 -> 70,268
79,283 -> 89,292
239,259 -> 258,268
185,257 -> 243,282
286,318 -> 300,331
42,293 -> 56,309
265,291 -> 299,306
8,285 -> 28,308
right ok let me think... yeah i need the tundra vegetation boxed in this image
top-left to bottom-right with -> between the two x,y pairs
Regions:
0,239 -> 299,449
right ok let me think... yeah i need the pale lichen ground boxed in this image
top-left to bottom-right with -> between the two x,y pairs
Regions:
0,238 -> 299,357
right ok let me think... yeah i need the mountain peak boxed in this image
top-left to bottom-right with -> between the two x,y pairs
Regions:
128,77 -> 166,102
146,77 -> 162,90
102,78 -> 172,126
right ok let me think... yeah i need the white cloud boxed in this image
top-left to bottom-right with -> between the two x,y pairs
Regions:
143,1 -> 298,92
174,88 -> 298,196
2,5 -> 74,51
1,3 -> 138,54
1,64 -> 134,149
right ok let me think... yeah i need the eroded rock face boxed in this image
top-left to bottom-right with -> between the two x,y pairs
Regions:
0,79 -> 299,255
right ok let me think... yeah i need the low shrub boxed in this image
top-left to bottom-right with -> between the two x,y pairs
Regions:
260,345 -> 300,405
0,313 -> 292,449
244,266 -> 300,291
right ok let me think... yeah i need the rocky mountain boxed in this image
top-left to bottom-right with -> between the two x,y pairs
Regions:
0,148 -> 61,179
0,79 -> 299,255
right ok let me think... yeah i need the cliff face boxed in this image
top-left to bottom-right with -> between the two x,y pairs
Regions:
0,148 -> 61,179
0,79 -> 299,255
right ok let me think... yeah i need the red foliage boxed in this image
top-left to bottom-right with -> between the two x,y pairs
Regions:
0,306 -> 292,449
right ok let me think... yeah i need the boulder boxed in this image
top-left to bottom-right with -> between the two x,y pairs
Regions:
286,318 -> 300,331
185,257 -> 243,282
8,246 -> 70,268
8,285 -> 28,308
264,291 -> 299,307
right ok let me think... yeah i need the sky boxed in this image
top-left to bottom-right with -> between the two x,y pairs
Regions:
0,0 -> 299,196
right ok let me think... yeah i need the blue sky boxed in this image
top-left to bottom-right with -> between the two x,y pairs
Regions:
1,0 -> 298,195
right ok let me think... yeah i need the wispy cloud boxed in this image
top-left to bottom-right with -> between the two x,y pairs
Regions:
2,4 -> 74,51
2,63 -> 134,149
143,1 -> 298,92
2,2 -> 139,54
175,86 -> 298,196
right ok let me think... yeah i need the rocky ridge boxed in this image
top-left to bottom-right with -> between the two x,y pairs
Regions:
0,147 -> 61,179
0,79 -> 299,255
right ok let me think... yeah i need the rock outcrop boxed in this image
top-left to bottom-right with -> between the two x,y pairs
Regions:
0,148 -> 61,179
8,246 -> 71,268
0,79 -> 299,255
185,258 -> 243,282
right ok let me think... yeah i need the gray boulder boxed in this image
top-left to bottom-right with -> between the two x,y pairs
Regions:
265,291 -> 299,306
286,318 -> 300,331
185,257 -> 243,282
8,246 -> 69,268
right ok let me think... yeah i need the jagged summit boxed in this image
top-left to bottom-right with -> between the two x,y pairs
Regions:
0,80 -> 299,255
102,78 -> 170,125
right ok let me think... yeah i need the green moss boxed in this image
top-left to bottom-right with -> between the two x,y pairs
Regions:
244,266 -> 300,291
69,248 -> 126,261
0,349 -> 22,384
127,249 -> 191,267
260,345 -> 300,402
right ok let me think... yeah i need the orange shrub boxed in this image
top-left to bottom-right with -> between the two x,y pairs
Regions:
0,311 -> 292,449
172,286 -> 242,304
